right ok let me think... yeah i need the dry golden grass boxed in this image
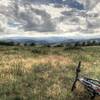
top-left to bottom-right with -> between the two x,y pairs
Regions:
0,46 -> 99,100
0,53 -> 72,70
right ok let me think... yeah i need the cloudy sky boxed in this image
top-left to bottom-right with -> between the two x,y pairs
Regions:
0,0 -> 100,35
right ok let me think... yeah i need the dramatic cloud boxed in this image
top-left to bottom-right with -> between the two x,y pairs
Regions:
0,0 -> 100,34
0,0 -> 56,33
18,7 -> 56,32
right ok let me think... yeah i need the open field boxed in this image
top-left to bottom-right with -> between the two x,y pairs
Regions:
0,45 -> 100,100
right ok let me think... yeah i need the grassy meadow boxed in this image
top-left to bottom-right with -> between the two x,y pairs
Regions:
0,45 -> 100,100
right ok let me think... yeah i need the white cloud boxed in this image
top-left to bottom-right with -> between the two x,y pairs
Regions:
0,0 -> 100,35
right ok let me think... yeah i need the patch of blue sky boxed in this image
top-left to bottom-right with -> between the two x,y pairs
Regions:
8,21 -> 21,28
53,0 -> 84,10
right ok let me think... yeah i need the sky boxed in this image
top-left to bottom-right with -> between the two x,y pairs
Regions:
0,0 -> 100,35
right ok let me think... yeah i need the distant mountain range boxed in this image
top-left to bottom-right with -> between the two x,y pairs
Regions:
0,34 -> 100,46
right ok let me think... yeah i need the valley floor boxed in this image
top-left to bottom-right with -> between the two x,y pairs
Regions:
0,45 -> 100,100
